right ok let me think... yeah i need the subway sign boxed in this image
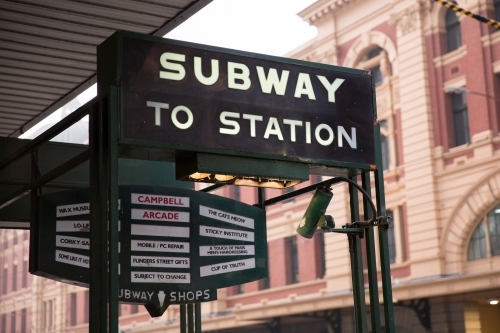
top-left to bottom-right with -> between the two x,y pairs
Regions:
32,186 -> 267,314
98,32 -> 375,169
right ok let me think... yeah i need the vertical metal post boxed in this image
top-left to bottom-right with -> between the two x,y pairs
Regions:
187,303 -> 195,333
88,88 -> 120,332
195,303 -> 202,333
29,150 -> 40,274
373,123 -> 395,333
348,176 -> 368,333
90,97 -> 109,332
362,172 -> 382,333
180,304 -> 187,333
258,188 -> 266,210
108,87 -> 120,333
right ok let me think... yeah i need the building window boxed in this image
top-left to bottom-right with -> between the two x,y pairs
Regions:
379,120 -> 390,171
283,185 -> 295,203
398,206 -> 408,262
70,293 -> 77,326
286,236 -> 299,284
488,205 -> 500,256
451,92 -> 470,146
42,300 -> 54,331
495,0 -> 500,22
11,311 -> 16,333
259,245 -> 270,290
12,264 -> 17,292
13,233 -> 17,246
317,231 -> 326,278
48,300 -> 53,330
467,205 -> 500,260
40,301 -> 46,330
2,268 -> 7,294
21,308 -> 26,333
130,304 -> 139,314
22,260 -> 28,288
84,290 -> 89,323
236,284 -> 244,294
259,275 -> 270,290
1,314 -> 6,333
367,47 -> 384,86
445,5 -> 462,52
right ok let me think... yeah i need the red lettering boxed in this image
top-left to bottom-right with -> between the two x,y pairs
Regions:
138,196 -> 144,202
142,210 -> 180,220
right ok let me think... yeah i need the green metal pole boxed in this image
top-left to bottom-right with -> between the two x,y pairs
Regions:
90,96 -> 109,332
370,54 -> 395,332
188,304 -> 195,333
258,188 -> 266,210
180,305 -> 187,333
373,124 -> 395,333
108,87 -> 119,333
29,150 -> 40,274
195,303 -> 202,333
348,177 -> 368,333
362,172 -> 382,333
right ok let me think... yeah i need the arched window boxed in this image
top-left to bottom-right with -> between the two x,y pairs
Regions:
489,205 -> 500,255
445,6 -> 462,52
379,120 -> 390,171
356,46 -> 391,87
467,205 -> 500,260
467,223 -> 486,260
367,47 -> 384,86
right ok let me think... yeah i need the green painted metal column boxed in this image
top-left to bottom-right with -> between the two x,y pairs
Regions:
89,94 -> 109,332
180,304 -> 187,333
348,176 -> 368,333
195,303 -> 202,333
362,172 -> 382,333
89,88 -> 120,332
374,123 -> 395,332
108,87 -> 120,333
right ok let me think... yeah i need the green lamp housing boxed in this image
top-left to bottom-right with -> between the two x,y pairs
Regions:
297,187 -> 335,238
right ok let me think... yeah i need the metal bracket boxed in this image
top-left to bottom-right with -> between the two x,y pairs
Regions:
266,317 -> 281,333
395,298 -> 431,332
294,310 -> 342,333
323,227 -> 364,237
377,214 -> 391,228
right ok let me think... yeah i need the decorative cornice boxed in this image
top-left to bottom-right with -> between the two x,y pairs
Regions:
389,0 -> 430,36
299,0 -> 362,25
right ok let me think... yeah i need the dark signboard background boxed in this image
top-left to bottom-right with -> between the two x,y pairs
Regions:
114,33 -> 375,167
33,186 -> 267,303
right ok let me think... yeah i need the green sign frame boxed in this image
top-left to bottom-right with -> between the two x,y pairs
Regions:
33,186 -> 267,312
98,31 -> 376,175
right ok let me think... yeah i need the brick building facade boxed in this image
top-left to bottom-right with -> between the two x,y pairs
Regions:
2,0 -> 500,332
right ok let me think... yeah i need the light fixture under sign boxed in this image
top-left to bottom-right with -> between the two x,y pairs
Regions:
176,153 -> 309,189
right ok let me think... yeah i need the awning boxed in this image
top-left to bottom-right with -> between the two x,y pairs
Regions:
0,0 -> 212,137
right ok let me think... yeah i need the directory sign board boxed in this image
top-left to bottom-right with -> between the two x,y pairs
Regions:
32,186 -> 267,312
98,32 -> 375,169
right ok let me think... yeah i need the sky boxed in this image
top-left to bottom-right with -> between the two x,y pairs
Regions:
166,0 -> 317,56
20,0 -> 318,142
